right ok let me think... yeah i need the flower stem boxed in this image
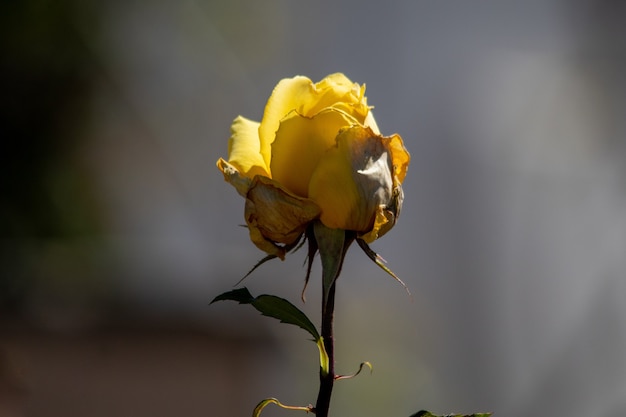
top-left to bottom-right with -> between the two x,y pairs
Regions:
311,223 -> 355,417
315,281 -> 336,417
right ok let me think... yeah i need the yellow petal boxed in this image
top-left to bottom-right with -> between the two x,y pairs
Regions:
303,73 -> 365,117
383,133 -> 410,183
244,176 -> 321,258
362,108 -> 380,135
270,108 -> 357,198
313,74 -> 376,131
258,76 -> 315,169
216,158 -> 252,197
227,115 -> 270,178
314,73 -> 354,92
307,143 -> 361,230
258,74 -> 374,169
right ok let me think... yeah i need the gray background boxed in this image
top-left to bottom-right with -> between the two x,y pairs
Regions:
2,1 -> 625,416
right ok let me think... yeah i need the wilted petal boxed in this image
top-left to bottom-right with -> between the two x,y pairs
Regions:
308,126 -> 396,232
227,116 -> 270,178
271,108 -> 357,198
383,133 -> 410,184
245,218 -> 288,259
245,176 -> 321,258
216,158 -> 252,197
359,184 -> 404,242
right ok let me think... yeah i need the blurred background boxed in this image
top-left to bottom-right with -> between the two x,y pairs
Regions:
1,0 -> 625,416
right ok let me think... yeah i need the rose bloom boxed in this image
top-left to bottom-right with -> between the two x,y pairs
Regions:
217,73 -> 410,259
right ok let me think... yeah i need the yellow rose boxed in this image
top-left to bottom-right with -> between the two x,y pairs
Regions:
217,73 -> 410,259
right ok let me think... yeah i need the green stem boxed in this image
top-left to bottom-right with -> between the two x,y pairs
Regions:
315,281 -> 336,417
312,225 -> 354,417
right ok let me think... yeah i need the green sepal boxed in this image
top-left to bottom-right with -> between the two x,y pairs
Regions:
301,225 -> 319,302
234,254 -> 277,287
357,238 -> 411,297
313,221 -> 355,308
232,232 -> 308,287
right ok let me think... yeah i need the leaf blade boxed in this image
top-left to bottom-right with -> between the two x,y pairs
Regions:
211,287 -> 320,341
210,287 -> 254,304
252,294 -> 320,340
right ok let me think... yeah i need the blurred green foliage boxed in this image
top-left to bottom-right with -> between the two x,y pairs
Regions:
0,0 -> 104,311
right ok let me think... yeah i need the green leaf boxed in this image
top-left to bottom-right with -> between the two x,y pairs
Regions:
212,287 -> 330,375
211,287 -> 320,341
409,411 -> 492,417
252,294 -> 321,340
210,287 -> 255,304
212,287 -> 331,374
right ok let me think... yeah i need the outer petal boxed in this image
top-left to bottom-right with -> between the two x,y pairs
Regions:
258,76 -> 316,169
383,133 -> 410,183
216,158 -> 252,197
244,176 -> 321,259
362,108 -> 380,135
359,184 -> 404,243
270,108 -> 358,198
308,126 -> 397,233
227,116 -> 270,178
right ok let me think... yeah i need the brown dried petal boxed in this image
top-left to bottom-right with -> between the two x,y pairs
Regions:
245,176 -> 321,259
